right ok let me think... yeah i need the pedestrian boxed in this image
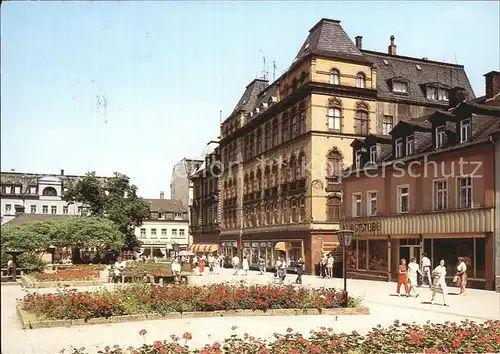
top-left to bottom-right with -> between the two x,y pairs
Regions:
275,258 -> 282,278
454,257 -> 468,295
277,257 -> 287,284
214,255 -> 221,275
430,259 -> 448,306
207,253 -> 215,275
199,255 -> 206,275
326,254 -> 335,278
242,256 -> 249,275
295,257 -> 305,284
7,258 -> 13,276
408,257 -> 423,298
396,258 -> 410,297
232,254 -> 240,275
320,254 -> 328,279
258,256 -> 266,275
171,258 -> 181,284
114,256 -> 127,283
421,253 -> 432,287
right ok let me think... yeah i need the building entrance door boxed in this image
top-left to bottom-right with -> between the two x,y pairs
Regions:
399,245 -> 420,264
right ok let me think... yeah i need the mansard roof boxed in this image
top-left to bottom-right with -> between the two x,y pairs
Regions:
232,78 -> 269,115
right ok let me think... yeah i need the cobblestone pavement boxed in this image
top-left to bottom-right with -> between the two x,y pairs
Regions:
2,268 -> 499,354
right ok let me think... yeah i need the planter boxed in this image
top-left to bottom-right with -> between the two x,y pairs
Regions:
17,303 -> 369,329
21,275 -> 103,289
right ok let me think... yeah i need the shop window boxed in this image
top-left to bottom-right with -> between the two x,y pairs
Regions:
433,238 -> 476,279
368,240 -> 387,271
347,242 -> 357,270
475,238 -> 485,279
357,240 -> 367,270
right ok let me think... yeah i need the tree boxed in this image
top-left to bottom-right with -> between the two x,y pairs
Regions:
64,172 -> 150,249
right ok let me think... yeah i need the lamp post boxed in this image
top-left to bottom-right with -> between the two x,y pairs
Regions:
337,229 -> 354,308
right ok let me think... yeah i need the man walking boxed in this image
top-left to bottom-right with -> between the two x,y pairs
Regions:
320,254 -> 328,278
258,256 -> 266,275
232,254 -> 240,275
421,253 -> 432,287
295,257 -> 305,284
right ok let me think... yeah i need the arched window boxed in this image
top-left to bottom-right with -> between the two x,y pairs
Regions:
327,195 -> 342,221
327,149 -> 343,186
264,123 -> 271,151
330,69 -> 340,85
289,155 -> 297,181
283,200 -> 289,224
291,198 -> 298,223
298,103 -> 306,135
282,112 -> 289,143
264,165 -> 271,189
355,104 -> 369,135
299,153 -> 307,179
256,169 -> 262,191
290,107 -> 298,139
327,107 -> 341,131
256,127 -> 262,155
281,159 -> 288,184
42,187 -> 57,197
299,197 -> 306,222
356,72 -> 366,88
272,119 -> 279,147
272,162 -> 279,187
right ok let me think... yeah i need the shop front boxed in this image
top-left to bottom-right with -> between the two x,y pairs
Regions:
241,240 -> 303,270
342,208 -> 495,290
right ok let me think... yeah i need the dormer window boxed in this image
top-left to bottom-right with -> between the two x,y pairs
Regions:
261,102 -> 268,110
369,145 -> 377,163
427,87 -> 438,100
395,138 -> 404,158
436,125 -> 445,148
460,118 -> 471,143
438,88 -> 449,101
406,135 -> 414,155
355,150 -> 362,168
330,69 -> 340,85
393,81 -> 408,93
427,86 -> 449,101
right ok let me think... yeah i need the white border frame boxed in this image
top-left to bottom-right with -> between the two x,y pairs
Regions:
366,189 -> 377,216
432,178 -> 448,211
396,184 -> 410,214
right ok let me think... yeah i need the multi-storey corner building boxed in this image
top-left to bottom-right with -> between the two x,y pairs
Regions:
189,143 -> 221,255
342,71 -> 500,290
217,18 -> 475,273
0,169 -> 106,225
135,192 -> 190,258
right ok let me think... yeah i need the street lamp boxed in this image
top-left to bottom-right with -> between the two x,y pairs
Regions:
337,229 -> 354,308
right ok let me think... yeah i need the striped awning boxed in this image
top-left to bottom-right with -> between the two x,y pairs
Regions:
274,242 -> 287,251
188,244 -> 218,253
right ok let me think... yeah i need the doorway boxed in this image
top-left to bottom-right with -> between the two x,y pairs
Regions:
399,245 -> 420,264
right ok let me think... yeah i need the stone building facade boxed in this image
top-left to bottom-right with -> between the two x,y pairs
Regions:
217,18 -> 475,273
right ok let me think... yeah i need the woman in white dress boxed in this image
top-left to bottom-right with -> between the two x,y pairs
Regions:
242,256 -> 250,275
408,257 -> 423,298
430,259 -> 448,306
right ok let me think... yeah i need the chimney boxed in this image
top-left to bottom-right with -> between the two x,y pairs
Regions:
449,86 -> 468,108
60,169 -> 65,176
355,35 -> 363,50
160,191 -> 164,200
484,71 -> 500,99
388,35 -> 397,56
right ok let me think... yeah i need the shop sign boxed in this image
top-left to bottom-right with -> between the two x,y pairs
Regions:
341,221 -> 382,233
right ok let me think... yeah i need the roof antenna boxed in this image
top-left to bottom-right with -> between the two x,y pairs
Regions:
272,61 -> 277,82
219,110 -> 222,124
262,56 -> 267,80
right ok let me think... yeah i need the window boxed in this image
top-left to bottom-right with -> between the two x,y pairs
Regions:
368,240 -> 388,271
436,125 -> 445,148
290,109 -> 298,139
30,186 -> 36,194
5,204 -> 12,214
327,150 -> 343,185
42,187 -> 57,196
298,104 -> 306,135
63,206 -> 68,215
395,138 -> 404,158
78,206 -> 83,215
299,154 -> 306,179
42,205 -> 48,214
291,199 -> 298,222
382,115 -> 393,135
264,123 -> 271,151
172,229 -> 178,238
289,156 -> 297,181
299,198 -> 306,221
458,177 -> 472,209
397,186 -> 409,213
460,118 -> 471,143
151,228 -> 157,237
327,108 -> 341,131
330,69 -> 340,85
353,193 -> 362,217
427,87 -> 438,100
355,110 -> 369,135
30,205 -> 36,214
434,180 -> 448,210
367,191 -> 377,216
369,145 -> 377,163
438,88 -> 449,101
355,150 -> 362,169
282,113 -> 289,142
393,81 -> 408,93
356,72 -> 366,88
50,206 -> 56,215
140,228 -> 146,238
327,195 -> 341,221
179,229 -> 185,237
272,119 -> 279,146
256,128 -> 262,155
406,135 -> 414,155
14,185 -> 21,194
161,229 -> 167,237
4,185 -> 11,194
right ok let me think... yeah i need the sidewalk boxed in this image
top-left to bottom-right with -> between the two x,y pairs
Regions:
1,269 -> 498,354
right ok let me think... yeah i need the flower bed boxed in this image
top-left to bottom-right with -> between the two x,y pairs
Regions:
62,320 -> 500,353
22,284 -> 358,322
30,268 -> 100,281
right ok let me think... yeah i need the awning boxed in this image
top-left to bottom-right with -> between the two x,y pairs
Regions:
188,244 -> 218,253
274,242 -> 287,251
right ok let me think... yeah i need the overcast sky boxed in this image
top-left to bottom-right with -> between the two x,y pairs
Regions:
1,1 -> 499,198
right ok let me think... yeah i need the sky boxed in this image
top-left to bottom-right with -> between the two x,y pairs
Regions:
1,1 -> 499,198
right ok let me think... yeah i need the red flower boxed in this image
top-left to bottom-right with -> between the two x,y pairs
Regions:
183,332 -> 192,340
139,329 -> 147,336
286,327 -> 293,333
154,341 -> 162,349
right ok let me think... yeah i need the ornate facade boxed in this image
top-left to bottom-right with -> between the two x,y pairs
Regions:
217,18 -> 475,273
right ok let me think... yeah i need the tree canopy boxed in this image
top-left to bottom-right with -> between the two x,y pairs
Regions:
63,172 -> 150,249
